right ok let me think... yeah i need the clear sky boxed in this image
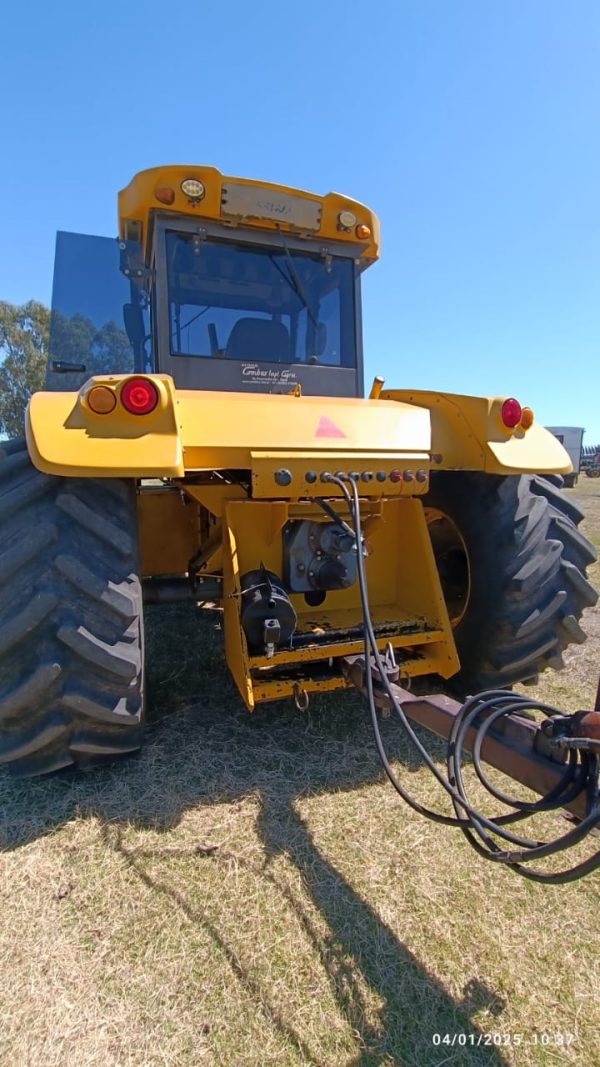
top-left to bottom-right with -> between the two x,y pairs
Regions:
1,0 -> 598,441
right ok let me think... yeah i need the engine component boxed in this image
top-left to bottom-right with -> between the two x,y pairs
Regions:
239,569 -> 296,654
283,519 -> 357,594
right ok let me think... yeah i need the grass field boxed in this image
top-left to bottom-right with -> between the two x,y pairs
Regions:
0,479 -> 599,1067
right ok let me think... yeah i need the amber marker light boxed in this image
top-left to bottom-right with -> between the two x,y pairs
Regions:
87,385 -> 117,414
155,186 -> 175,205
520,407 -> 534,430
355,223 -> 371,240
120,377 -> 159,415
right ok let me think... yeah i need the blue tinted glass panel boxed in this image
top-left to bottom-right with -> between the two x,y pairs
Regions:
166,232 -> 356,368
45,232 -> 148,391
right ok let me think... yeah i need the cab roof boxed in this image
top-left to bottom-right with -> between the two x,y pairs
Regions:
118,165 -> 380,264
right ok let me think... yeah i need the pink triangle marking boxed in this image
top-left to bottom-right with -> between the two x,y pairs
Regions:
315,415 -> 347,439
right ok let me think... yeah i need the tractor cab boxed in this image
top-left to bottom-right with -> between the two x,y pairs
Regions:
46,166 -> 379,399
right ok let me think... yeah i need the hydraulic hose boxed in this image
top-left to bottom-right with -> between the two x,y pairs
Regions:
318,474 -> 600,884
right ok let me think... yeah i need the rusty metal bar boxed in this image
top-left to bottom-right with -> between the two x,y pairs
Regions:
341,655 -> 591,821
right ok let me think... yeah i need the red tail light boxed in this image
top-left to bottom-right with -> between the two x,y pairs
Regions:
120,378 -> 159,415
501,398 -> 522,429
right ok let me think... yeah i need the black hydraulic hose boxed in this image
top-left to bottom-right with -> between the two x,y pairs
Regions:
319,474 -> 600,883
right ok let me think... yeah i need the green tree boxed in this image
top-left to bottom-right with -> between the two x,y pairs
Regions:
0,300 -> 50,438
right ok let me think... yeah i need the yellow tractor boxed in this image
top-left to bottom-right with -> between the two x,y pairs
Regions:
0,165 -> 596,778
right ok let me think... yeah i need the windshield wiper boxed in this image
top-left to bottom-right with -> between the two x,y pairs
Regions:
273,227 -> 320,331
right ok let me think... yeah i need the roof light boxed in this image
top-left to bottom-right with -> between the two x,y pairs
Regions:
501,398 -> 522,429
120,378 -> 159,415
87,385 -> 117,414
355,223 -> 371,240
338,210 -> 357,229
520,407 -> 534,430
181,178 -> 205,200
155,186 -> 175,205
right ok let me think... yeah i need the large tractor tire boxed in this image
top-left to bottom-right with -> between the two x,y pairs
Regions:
424,472 -> 598,694
0,440 -> 144,778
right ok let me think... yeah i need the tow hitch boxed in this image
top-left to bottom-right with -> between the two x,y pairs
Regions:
327,470 -> 600,884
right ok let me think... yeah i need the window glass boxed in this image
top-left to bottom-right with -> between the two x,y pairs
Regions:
166,232 -> 356,368
45,232 -> 148,392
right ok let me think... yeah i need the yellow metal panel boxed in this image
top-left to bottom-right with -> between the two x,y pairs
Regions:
183,483 -> 247,517
252,675 -> 351,703
27,378 -> 433,479
26,375 -> 184,478
250,451 -> 430,499
178,390 -> 431,472
222,507 -> 254,710
220,496 -> 459,710
252,653 -> 447,704
486,426 -> 573,473
137,488 -> 200,577
381,389 -> 572,474
118,165 -> 380,263
250,627 -> 450,667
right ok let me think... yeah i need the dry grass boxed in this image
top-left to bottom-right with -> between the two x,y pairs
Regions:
0,481 -> 599,1066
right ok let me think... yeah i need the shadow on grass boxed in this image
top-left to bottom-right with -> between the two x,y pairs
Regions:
0,604 -> 508,1065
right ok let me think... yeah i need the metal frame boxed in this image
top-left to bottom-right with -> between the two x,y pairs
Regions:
151,214 -> 365,397
342,656 -> 596,822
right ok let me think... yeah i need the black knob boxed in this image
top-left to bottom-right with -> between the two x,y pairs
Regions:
275,469 -> 292,486
313,558 -> 348,590
305,471 -> 318,483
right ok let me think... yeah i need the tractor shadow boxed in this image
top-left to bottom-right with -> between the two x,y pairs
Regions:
0,604 -> 509,1065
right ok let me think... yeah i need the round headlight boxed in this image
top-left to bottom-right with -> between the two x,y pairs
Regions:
181,178 -> 206,200
338,210 -> 357,229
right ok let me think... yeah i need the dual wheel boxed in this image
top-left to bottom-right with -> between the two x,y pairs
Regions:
0,443 -> 596,776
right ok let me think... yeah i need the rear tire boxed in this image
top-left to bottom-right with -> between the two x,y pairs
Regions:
424,472 -> 598,694
0,440 -> 144,778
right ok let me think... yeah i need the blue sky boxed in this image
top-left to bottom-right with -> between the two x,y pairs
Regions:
1,0 -> 598,441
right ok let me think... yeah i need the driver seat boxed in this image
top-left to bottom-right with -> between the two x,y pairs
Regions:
225,318 -> 291,362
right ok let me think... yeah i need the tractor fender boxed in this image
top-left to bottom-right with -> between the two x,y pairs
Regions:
381,389 -> 572,475
26,375 -> 184,478
26,375 -> 433,478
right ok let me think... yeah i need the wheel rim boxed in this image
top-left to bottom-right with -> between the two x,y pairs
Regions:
425,507 -> 471,626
